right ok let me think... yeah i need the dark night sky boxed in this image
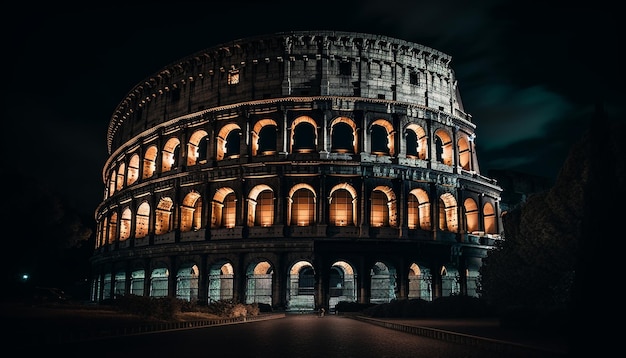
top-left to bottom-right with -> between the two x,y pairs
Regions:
2,1 -> 623,218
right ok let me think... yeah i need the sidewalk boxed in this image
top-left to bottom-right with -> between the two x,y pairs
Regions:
351,316 -> 569,357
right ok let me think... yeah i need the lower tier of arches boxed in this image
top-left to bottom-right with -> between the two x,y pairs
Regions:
90,239 -> 488,311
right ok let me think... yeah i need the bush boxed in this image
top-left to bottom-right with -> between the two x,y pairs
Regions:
108,295 -> 265,320
361,296 -> 496,318
335,301 -> 375,313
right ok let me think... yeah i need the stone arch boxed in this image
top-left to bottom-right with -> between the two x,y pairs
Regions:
212,187 -> 236,228
127,153 -> 140,186
408,188 -> 431,230
329,183 -> 358,226
405,123 -> 427,159
434,128 -> 453,166
247,184 -> 275,227
330,116 -> 358,154
161,137 -> 181,172
438,192 -> 458,232
463,197 -> 479,233
245,260 -> 274,305
142,145 -> 158,179
290,116 -> 318,153
216,123 -> 242,160
180,191 -> 202,232
252,118 -> 278,156
370,118 -> 395,156
370,185 -> 397,227
286,260 -> 315,311
207,260 -> 235,303
287,183 -> 317,226
187,129 -> 209,166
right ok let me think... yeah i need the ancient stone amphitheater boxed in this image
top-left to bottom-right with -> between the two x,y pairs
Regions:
91,30 -> 503,312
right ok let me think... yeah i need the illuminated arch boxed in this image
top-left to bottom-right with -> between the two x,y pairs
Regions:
180,191 -> 202,232
290,116 -> 318,153
370,261 -> 397,303
434,128 -> 453,166
212,187 -> 237,228
329,183 -> 358,226
330,116 -> 358,154
458,136 -> 471,170
107,212 -> 118,244
176,264 -> 199,301
370,119 -> 395,156
287,183 -> 317,226
438,192 -> 458,232
370,185 -> 397,227
463,197 -> 479,233
127,154 -> 140,186
142,145 -> 158,179
216,123 -> 242,160
135,201 -> 151,238
252,119 -> 278,156
108,170 -> 116,197
208,261 -> 235,303
405,123 -> 428,159
187,129 -> 209,166
408,263 -> 432,300
247,184 -> 275,227
116,162 -> 125,192
408,188 -> 431,229
155,197 -> 174,235
246,260 -> 274,305
120,207 -> 132,241
161,137 -> 181,172
483,202 -> 497,234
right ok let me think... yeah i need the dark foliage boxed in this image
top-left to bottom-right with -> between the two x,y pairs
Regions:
361,296 -> 496,318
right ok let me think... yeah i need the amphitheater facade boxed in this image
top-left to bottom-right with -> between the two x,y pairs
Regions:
91,30 -> 503,311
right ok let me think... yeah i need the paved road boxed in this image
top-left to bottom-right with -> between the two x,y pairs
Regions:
47,314 -> 557,358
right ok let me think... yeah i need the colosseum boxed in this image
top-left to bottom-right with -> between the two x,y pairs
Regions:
91,30 -> 503,312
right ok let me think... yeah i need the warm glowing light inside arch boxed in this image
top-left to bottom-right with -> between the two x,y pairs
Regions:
287,183 -> 317,226
371,185 -> 397,227
216,123 -> 242,160
127,154 -> 140,186
457,136 -> 471,170
116,162 -> 125,192
434,129 -> 453,165
155,197 -> 174,235
136,202 -> 151,238
328,183 -> 358,226
463,197 -> 479,233
483,202 -> 496,234
187,129 -> 209,166
330,117 -> 358,154
438,192 -> 458,232
371,119 -> 395,156
290,116 -> 318,153
180,191 -> 202,232
251,118 -> 278,156
161,137 -> 180,172
120,208 -> 131,241
333,261 -> 354,275
290,261 -> 314,275
405,123 -> 428,159
253,261 -> 273,275
247,184 -> 275,227
212,187 -> 236,228
408,188 -> 431,230
142,145 -> 158,179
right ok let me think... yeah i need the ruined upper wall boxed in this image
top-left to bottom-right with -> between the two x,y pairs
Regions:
107,31 -> 467,154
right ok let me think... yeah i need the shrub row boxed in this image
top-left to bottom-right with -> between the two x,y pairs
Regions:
105,295 -> 264,320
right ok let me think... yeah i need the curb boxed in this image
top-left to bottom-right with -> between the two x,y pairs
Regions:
350,316 -> 568,358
